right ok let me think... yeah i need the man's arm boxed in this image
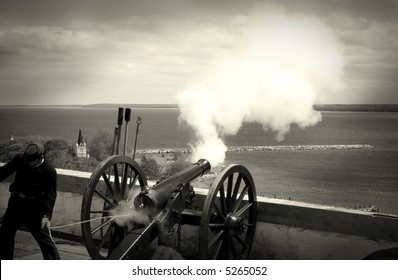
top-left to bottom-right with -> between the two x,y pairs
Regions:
0,154 -> 20,182
41,167 -> 57,219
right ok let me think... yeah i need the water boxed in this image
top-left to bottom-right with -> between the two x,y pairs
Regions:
0,107 -> 189,149
0,107 -> 397,214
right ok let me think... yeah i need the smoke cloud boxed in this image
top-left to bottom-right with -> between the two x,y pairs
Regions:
110,187 -> 150,227
178,4 -> 345,166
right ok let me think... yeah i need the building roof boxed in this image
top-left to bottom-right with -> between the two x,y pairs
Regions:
77,129 -> 84,145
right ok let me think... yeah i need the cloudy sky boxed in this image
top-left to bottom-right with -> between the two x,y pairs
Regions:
0,0 -> 397,105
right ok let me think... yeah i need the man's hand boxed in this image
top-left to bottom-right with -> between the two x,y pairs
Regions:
41,216 -> 51,229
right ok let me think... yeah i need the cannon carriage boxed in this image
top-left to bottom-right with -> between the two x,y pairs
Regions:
80,108 -> 258,260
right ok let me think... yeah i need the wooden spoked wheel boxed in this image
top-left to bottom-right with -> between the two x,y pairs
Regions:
81,155 -> 148,259
199,164 -> 257,259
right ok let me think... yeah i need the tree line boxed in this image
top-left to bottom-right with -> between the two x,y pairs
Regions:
0,130 -> 190,180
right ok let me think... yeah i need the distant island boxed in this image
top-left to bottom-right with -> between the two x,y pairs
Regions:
83,103 -> 179,109
0,104 -> 179,109
84,103 -> 398,111
1,104 -> 398,111
313,104 -> 398,112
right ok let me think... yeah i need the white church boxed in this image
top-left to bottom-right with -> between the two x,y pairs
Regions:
75,129 -> 88,158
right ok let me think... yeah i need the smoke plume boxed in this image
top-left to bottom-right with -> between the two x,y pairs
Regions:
178,4 -> 345,166
110,187 -> 150,227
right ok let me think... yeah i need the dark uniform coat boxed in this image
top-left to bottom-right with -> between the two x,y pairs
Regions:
0,153 -> 60,259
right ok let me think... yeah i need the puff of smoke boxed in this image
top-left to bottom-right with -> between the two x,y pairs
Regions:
110,187 -> 150,227
178,4 -> 345,166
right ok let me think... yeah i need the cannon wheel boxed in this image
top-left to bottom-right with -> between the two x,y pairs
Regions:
81,155 -> 148,259
199,164 -> 257,259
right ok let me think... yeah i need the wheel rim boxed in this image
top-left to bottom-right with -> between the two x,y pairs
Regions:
199,164 -> 257,260
81,155 -> 148,259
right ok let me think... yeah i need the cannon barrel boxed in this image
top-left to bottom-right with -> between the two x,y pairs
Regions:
134,159 -> 211,214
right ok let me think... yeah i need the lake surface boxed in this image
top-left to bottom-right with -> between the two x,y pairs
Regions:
0,107 -> 397,214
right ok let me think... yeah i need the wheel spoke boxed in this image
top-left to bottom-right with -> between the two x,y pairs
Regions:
235,202 -> 253,217
232,185 -> 249,213
234,235 -> 248,257
226,174 -> 233,211
208,230 -> 224,250
91,217 -> 115,235
113,164 -> 121,200
223,236 -> 229,259
121,163 -> 129,200
108,226 -> 124,256
235,235 -> 248,248
211,239 -> 223,260
101,173 -> 116,201
129,173 -> 139,189
229,238 -> 238,259
95,226 -> 113,254
231,174 -> 242,210
127,173 -> 139,201
213,204 -> 226,220
219,184 -> 227,216
94,190 -> 116,207
209,223 -> 224,229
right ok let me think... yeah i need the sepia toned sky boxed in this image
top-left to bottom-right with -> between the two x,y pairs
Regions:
0,0 -> 397,105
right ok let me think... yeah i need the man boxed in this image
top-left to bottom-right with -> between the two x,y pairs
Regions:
0,142 -> 60,260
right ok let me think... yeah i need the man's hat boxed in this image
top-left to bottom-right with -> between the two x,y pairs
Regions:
23,143 -> 46,161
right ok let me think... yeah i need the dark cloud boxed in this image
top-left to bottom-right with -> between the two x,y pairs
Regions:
1,0 -> 397,25
0,45 -> 20,56
0,0 -> 256,26
277,0 -> 398,21
0,0 -> 397,104
335,0 -> 398,22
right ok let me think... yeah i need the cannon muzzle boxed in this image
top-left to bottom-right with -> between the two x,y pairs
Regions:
134,159 -> 211,214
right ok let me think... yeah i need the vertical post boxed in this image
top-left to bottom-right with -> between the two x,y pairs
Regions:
111,127 -> 118,156
123,108 -> 131,156
133,116 -> 142,160
116,108 -> 124,155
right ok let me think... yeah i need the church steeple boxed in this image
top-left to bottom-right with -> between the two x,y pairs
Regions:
77,129 -> 84,145
75,129 -> 87,158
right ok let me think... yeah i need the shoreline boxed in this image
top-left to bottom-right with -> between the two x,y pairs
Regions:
135,144 -> 374,155
1,104 -> 398,112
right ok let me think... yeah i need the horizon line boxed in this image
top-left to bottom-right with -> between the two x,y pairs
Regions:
1,103 -> 398,107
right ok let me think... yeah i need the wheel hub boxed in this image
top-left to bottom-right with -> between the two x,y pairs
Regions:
225,214 -> 246,236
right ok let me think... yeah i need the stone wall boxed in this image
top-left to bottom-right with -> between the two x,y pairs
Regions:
1,167 -> 397,259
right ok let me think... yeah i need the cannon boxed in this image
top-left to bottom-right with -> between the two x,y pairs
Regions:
80,108 -> 257,260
